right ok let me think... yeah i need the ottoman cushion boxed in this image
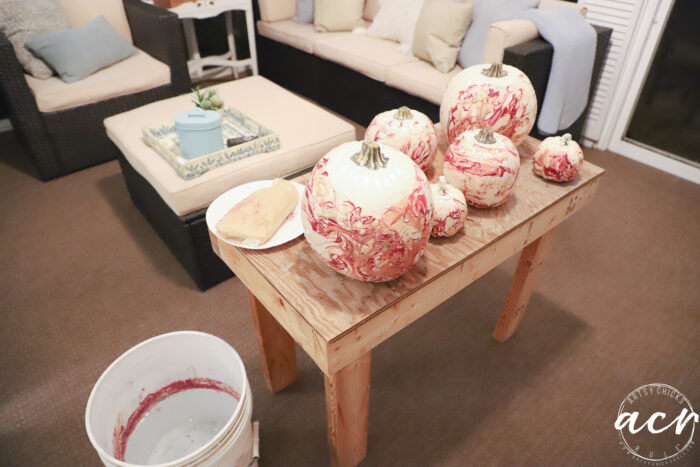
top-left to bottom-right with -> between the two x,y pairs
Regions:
105,76 -> 355,216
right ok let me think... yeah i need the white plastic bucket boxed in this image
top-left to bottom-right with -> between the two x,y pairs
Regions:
86,331 -> 253,467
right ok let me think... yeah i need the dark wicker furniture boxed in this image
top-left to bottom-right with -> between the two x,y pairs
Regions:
253,2 -> 611,143
117,153 -> 233,290
0,0 -> 191,180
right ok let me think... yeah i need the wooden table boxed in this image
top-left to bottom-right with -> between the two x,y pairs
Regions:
209,136 -> 604,466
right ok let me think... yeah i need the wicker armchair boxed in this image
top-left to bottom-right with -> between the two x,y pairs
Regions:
0,0 -> 191,180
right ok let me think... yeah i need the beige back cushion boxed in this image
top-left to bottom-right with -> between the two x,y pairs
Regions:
59,0 -> 133,43
412,0 -> 473,73
258,0 -> 295,22
363,0 -> 380,21
315,0 -> 364,32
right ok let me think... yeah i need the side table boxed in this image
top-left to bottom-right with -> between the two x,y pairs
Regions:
165,0 -> 258,82
209,137 -> 604,465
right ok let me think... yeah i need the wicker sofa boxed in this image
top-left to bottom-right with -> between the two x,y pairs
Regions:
254,0 -> 611,142
0,0 -> 191,181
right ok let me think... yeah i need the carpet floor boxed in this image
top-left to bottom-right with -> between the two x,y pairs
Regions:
0,126 -> 698,467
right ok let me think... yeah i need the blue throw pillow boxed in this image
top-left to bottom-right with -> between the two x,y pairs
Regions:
293,0 -> 314,24
458,0 -> 539,68
25,15 -> 136,83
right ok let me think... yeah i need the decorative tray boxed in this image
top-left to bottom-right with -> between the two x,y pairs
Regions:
142,107 -> 280,180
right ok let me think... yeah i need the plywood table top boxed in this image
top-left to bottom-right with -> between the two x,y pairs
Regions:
210,136 -> 604,375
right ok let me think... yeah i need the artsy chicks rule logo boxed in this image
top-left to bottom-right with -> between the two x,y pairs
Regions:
615,384 -> 698,464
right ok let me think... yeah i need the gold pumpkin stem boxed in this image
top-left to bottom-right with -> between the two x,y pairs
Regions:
481,62 -> 508,78
352,141 -> 388,169
394,106 -> 413,120
562,133 -> 572,145
475,128 -> 496,145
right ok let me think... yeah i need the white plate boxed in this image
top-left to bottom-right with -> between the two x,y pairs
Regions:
206,180 -> 306,250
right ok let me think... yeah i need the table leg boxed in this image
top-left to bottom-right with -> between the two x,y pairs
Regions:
493,228 -> 556,343
324,352 -> 371,467
182,19 -> 203,80
247,290 -> 298,393
224,11 -> 239,79
244,7 -> 259,75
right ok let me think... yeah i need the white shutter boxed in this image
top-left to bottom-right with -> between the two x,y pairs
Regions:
579,0 -> 642,144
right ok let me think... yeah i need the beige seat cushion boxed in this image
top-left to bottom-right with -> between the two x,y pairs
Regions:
26,50 -> 170,113
257,0 -> 295,22
314,33 -> 418,82
257,20 -> 317,54
386,60 -> 462,105
104,76 -> 356,216
60,0 -> 133,43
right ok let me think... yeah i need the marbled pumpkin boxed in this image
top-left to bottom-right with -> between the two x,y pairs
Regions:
443,129 -> 520,208
532,133 -> 583,182
430,176 -> 468,237
302,141 -> 433,282
365,106 -> 438,172
440,62 -> 537,146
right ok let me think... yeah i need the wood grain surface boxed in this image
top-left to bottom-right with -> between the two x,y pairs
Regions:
324,352 -> 371,467
492,228 -> 557,342
248,291 -> 299,392
211,136 -> 604,374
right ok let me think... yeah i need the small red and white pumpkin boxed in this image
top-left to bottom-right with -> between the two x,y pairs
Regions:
532,133 -> 583,182
440,62 -> 537,146
443,128 -> 520,208
430,176 -> 468,237
365,106 -> 438,172
302,141 -> 433,282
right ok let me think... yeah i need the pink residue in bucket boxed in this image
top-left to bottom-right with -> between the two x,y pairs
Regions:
113,377 -> 240,462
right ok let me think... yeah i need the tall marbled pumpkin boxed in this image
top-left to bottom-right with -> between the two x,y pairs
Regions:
365,106 -> 438,172
443,128 -> 520,208
440,62 -> 537,146
302,141 -> 433,282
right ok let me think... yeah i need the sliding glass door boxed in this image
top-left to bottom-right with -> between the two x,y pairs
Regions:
605,0 -> 700,183
624,0 -> 699,165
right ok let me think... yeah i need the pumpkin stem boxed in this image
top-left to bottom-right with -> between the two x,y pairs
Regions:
562,133 -> 572,145
438,175 -> 448,192
394,106 -> 413,120
475,128 -> 496,145
481,62 -> 507,78
352,141 -> 388,169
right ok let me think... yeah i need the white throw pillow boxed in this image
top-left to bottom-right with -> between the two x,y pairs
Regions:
366,0 -> 424,51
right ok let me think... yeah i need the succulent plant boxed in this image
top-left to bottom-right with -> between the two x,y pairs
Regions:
192,86 -> 224,111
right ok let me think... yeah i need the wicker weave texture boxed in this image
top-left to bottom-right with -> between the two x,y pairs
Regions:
0,0 -> 191,180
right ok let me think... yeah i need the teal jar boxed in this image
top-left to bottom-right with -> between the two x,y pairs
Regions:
174,108 -> 225,159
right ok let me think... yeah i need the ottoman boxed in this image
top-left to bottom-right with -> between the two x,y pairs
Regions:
105,76 -> 355,290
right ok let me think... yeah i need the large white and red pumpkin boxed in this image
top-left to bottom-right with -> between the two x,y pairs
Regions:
440,62 -> 537,146
430,176 -> 468,237
443,128 -> 520,208
532,133 -> 584,182
302,141 -> 433,282
365,106 -> 438,172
